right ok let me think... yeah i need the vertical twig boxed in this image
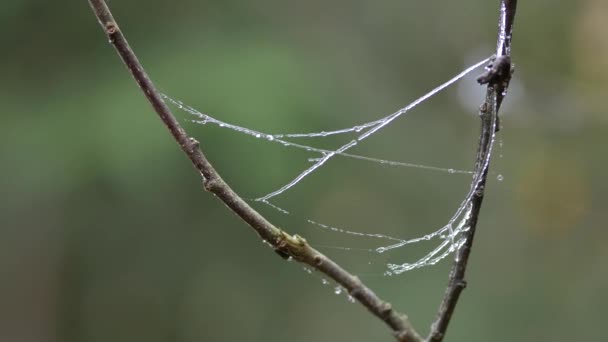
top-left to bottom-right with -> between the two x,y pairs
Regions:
86,0 -> 423,341
427,1 -> 518,341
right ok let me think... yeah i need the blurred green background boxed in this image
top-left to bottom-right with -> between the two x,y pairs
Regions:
1,1 -> 607,341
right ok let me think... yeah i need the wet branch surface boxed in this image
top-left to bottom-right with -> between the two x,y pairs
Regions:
87,0 -> 422,341
427,1 -> 517,341
87,0 -> 516,340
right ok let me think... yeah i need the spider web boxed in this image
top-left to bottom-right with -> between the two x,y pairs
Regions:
163,56 -> 495,275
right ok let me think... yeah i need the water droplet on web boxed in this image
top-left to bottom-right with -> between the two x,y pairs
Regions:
448,168 -> 455,174
321,278 -> 329,285
334,286 -> 343,295
347,295 -> 356,303
255,133 -> 261,138
448,243 -> 457,253
303,267 -> 313,274
497,174 -> 504,181
376,247 -> 387,253
266,135 -> 274,141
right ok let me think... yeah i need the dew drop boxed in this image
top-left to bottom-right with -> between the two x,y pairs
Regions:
347,295 -> 356,303
448,168 -> 455,174
376,247 -> 387,254
497,174 -> 504,181
448,243 -> 457,253
321,278 -> 329,285
266,135 -> 274,141
255,134 -> 261,138
334,286 -> 342,295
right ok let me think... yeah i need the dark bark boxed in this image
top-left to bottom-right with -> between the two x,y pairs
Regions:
427,1 -> 517,341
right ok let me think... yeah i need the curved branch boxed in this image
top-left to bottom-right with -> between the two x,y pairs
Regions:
86,1 -> 422,341
427,1 -> 518,341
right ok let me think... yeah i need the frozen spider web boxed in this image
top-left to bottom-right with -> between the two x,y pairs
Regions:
163,56 -> 496,275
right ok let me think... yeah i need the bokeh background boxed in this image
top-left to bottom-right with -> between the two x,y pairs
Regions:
1,1 -> 607,341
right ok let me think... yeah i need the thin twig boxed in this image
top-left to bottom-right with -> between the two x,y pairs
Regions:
86,1 -> 423,341
427,1 -> 518,341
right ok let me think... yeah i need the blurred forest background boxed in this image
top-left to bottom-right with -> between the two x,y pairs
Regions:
1,1 -> 607,341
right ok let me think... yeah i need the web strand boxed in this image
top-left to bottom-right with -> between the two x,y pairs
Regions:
386,91 -> 498,275
162,96 -> 474,176
163,56 -> 495,275
254,57 -> 491,202
269,58 -> 490,141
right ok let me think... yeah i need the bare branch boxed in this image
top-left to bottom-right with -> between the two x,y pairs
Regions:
427,1 -> 518,341
86,1 -> 423,341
